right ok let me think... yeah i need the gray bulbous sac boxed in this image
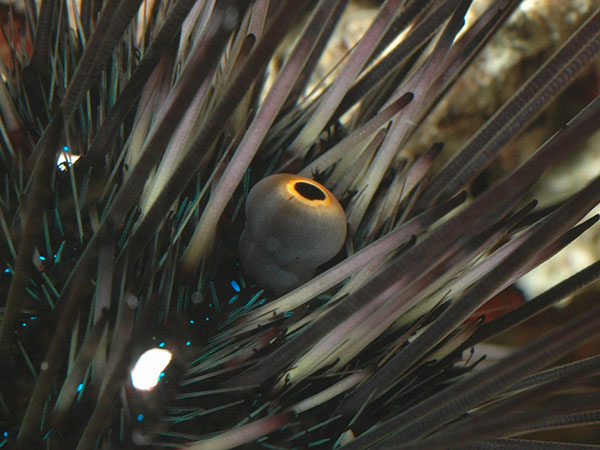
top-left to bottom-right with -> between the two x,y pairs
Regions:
239,174 -> 347,295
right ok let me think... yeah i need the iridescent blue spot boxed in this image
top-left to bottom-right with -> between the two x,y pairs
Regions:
21,322 -> 27,327
159,372 -> 165,379
3,432 -> 7,437
77,383 -> 83,392
158,342 -> 165,348
228,294 -> 239,305
231,280 -> 241,292
4,268 -> 10,274
185,341 -> 191,346
137,414 -> 144,422
30,316 -> 37,320
205,317 -> 210,321
63,146 -> 69,151
39,256 -> 46,261
189,319 -> 195,324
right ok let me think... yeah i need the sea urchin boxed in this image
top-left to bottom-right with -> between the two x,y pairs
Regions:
2,0 -> 600,449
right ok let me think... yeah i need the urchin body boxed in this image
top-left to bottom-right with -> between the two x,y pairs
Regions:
2,1 -> 600,449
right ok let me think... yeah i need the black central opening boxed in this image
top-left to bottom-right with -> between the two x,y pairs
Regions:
295,181 -> 326,201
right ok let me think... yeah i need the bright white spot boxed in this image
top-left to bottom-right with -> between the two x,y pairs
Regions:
191,291 -> 203,304
56,151 -> 80,171
132,429 -> 152,446
41,362 -> 49,371
126,294 -> 139,309
130,348 -> 172,391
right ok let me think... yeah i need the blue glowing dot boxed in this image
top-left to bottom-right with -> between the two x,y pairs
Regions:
39,256 -> 46,261
30,316 -> 37,320
189,319 -> 195,324
205,317 -> 210,321
22,322 -> 27,327
3,431 -> 7,437
159,372 -> 165,379
63,146 -> 69,151
230,280 -> 241,292
4,268 -> 10,273
185,341 -> 191,346
137,414 -> 144,422
77,383 -> 83,392
158,342 -> 165,348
